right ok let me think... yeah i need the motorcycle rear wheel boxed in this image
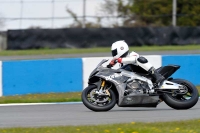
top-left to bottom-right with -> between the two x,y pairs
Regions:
81,85 -> 116,112
162,79 -> 199,110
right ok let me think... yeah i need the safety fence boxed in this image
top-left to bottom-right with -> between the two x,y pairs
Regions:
0,32 -> 7,50
7,27 -> 200,50
0,54 -> 199,96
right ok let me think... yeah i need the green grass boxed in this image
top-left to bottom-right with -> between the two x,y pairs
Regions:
0,92 -> 81,104
0,44 -> 200,56
197,86 -> 200,94
0,119 -> 200,133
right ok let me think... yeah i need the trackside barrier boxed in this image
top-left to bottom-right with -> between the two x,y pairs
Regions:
0,55 -> 200,96
2,58 -> 82,96
162,55 -> 200,86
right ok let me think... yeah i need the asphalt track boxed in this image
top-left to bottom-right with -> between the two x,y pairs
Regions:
0,101 -> 199,128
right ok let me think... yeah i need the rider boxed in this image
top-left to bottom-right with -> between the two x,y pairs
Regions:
107,40 -> 165,85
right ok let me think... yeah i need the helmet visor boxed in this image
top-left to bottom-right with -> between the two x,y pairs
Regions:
112,49 -> 117,57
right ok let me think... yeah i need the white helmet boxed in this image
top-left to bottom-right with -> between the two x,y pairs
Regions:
111,40 -> 129,59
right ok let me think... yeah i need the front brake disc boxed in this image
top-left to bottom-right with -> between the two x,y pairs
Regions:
89,89 -> 109,103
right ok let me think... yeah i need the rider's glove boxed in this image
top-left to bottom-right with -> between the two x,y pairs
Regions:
107,64 -> 113,68
107,60 -> 116,68
107,58 -> 122,68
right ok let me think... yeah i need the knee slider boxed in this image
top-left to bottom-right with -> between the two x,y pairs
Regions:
137,56 -> 148,63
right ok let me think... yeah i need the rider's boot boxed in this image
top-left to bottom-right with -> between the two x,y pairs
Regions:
148,67 -> 165,85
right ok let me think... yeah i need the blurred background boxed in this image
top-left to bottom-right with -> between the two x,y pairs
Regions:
1,0 -> 200,30
0,0 -> 200,50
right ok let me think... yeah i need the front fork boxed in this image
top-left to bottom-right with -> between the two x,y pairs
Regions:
100,80 -> 106,90
98,80 -> 110,96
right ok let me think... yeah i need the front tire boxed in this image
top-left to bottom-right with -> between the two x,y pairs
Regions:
162,79 -> 199,110
81,85 -> 117,112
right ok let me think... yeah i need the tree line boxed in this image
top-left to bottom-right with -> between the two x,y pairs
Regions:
68,0 -> 200,28
1,0 -> 199,29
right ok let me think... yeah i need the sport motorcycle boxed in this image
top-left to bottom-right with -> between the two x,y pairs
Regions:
81,59 -> 199,111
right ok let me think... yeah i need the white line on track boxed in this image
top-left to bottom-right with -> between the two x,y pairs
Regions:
0,102 -> 83,106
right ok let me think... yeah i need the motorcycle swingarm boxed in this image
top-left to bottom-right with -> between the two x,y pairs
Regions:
157,80 -> 184,90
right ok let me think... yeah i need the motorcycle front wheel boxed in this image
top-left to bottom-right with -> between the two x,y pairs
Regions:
162,79 -> 199,110
81,85 -> 117,112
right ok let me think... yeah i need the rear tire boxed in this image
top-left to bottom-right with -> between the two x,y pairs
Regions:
162,79 -> 199,110
81,85 -> 116,112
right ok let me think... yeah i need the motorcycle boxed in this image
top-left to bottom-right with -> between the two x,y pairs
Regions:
81,59 -> 199,111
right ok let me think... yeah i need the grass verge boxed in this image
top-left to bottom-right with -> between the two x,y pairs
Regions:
0,92 -> 81,104
0,45 -> 200,56
0,119 -> 200,133
0,87 -> 199,104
